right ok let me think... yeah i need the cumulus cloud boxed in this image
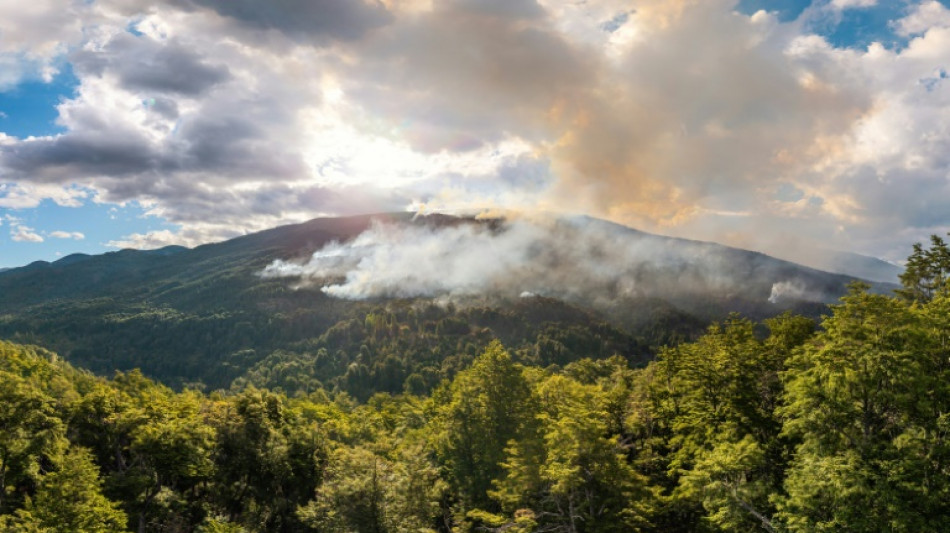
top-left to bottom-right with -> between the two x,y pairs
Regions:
894,1 -> 950,36
0,0 -> 86,88
71,33 -> 231,96
545,1 -> 866,227
0,183 -> 89,208
0,0 -> 949,266
5,214 -> 45,243
10,225 -> 44,243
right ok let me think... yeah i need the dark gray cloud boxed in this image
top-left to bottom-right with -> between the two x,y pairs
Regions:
1,111 -> 306,185
175,0 -> 392,43
72,33 -> 229,96
1,88 -> 309,202
446,0 -> 546,19
99,179 -> 408,231
147,97 -> 179,120
2,131 -> 159,181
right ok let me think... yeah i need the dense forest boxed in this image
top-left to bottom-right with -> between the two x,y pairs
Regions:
0,214 -> 874,395
1,237 -> 949,531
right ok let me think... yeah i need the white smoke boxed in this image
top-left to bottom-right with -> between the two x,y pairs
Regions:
768,280 -> 819,304
262,216 -> 831,307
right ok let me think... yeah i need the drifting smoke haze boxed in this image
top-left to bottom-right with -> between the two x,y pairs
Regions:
261,216 -> 846,309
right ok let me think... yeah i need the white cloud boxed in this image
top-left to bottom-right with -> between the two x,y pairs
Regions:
49,230 -> 84,240
774,4 -> 950,259
10,225 -> 44,243
0,183 -> 90,209
0,0 -> 88,89
830,0 -> 877,10
105,223 -> 244,249
895,1 -> 950,36
0,0 -> 949,264
107,230 -> 182,249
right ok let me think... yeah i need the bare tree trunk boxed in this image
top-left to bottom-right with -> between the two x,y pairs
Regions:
732,489 -> 776,533
568,492 -> 579,533
0,456 -> 6,511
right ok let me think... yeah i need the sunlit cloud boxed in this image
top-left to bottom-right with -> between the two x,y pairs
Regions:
0,0 -> 948,266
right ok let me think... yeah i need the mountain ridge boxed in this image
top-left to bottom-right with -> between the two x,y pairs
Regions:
0,212 -> 897,393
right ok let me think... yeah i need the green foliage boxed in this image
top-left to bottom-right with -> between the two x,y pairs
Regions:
296,443 -> 443,532
898,234 -> 950,303
296,446 -> 390,532
493,374 -> 655,532
0,269 -> 661,397
1,232 -> 950,533
25,447 -> 128,532
196,516 -> 247,533
626,313 -> 813,531
680,436 -> 772,532
432,341 -> 536,511
236,300 -> 652,401
209,388 -> 328,532
0,368 -> 67,514
778,282 -> 950,531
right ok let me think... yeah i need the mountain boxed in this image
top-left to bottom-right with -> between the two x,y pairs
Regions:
766,246 -> 903,284
0,213 -> 897,395
804,249 -> 903,284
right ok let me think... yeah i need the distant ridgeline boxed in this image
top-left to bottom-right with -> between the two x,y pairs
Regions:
0,232 -> 948,531
0,214 -> 896,396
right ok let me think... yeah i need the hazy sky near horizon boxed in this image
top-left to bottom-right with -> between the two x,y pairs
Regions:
1,0 -> 950,268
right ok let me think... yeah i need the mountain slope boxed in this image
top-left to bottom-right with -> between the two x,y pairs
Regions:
808,249 -> 903,284
766,246 -> 904,284
0,213 -> 896,393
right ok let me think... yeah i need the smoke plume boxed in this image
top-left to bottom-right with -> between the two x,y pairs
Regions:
261,216 -> 840,308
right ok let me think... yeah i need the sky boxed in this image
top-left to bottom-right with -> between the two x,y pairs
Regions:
1,0 -> 950,269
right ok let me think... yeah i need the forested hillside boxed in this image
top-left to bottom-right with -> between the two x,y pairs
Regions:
0,214 -> 888,395
0,235 -> 948,532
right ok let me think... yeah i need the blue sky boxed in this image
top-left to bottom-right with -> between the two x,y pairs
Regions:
0,200 -> 177,267
0,66 -> 76,138
1,0 -> 950,270
0,65 -> 176,267
736,0 -> 813,22
737,0 -> 950,47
